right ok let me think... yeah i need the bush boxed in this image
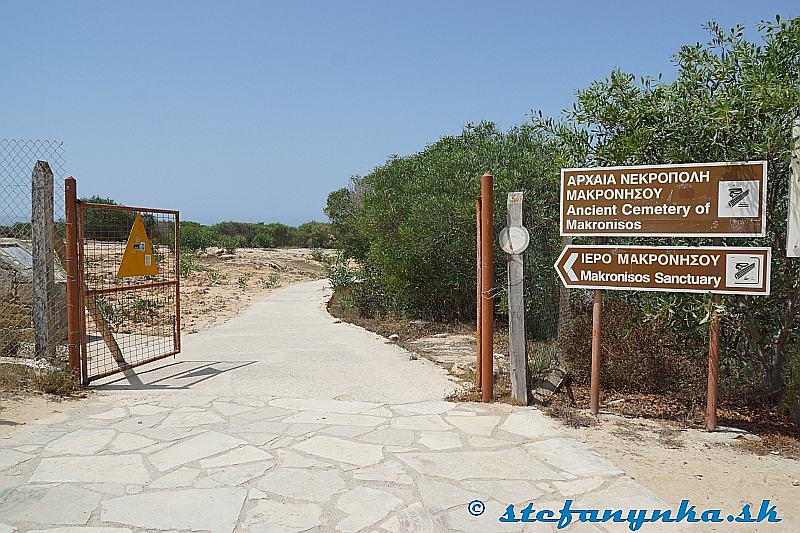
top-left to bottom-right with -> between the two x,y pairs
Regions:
180,222 -> 218,252
324,121 -> 563,328
216,234 -> 242,254
251,230 -> 274,248
319,252 -> 356,289
80,196 -> 135,241
560,300 -> 706,396
296,221 -> 332,248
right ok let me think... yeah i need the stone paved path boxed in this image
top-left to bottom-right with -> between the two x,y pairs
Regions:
0,281 -> 675,532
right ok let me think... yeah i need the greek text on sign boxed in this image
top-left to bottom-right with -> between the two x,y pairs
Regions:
117,213 -> 159,278
560,161 -> 767,237
554,245 -> 771,295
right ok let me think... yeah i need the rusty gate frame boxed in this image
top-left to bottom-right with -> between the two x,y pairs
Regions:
65,177 -> 181,385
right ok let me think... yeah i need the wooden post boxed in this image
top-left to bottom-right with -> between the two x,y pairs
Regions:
788,118 -> 800,257
480,173 -> 494,402
475,197 -> 482,392
706,236 -> 725,432
506,192 -> 528,405
590,236 -> 604,415
32,161 -> 56,362
65,178 -> 81,378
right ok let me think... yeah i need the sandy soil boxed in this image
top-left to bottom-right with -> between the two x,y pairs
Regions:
551,412 -> 800,531
180,247 -> 324,333
0,394 -> 78,439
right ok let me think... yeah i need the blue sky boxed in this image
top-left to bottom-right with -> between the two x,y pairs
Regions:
2,1 -> 797,225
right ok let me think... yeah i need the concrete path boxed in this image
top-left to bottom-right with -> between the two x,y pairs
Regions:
0,280 -> 673,532
93,280 -> 458,403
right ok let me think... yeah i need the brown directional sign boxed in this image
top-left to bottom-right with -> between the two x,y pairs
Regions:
561,161 -> 767,237
555,245 -> 771,295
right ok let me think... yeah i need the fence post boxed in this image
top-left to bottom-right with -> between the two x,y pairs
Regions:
706,236 -> 725,432
475,196 -> 482,392
480,172 -> 494,402
590,236 -> 605,415
64,177 -> 80,378
506,192 -> 528,405
31,160 -> 56,362
788,118 -> 800,257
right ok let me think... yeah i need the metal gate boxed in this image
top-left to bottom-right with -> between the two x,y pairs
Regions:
68,186 -> 180,385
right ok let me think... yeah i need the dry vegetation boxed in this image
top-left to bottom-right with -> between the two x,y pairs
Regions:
0,363 -> 80,398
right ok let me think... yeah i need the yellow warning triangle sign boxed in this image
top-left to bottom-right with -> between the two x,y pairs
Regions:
117,213 -> 159,278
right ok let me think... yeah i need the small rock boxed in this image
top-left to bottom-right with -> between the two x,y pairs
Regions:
409,354 -> 418,360
432,333 -> 448,338
450,362 -> 472,376
388,334 -> 399,342
791,480 -> 799,487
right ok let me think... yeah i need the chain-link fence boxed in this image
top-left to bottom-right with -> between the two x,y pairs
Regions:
0,139 -> 67,365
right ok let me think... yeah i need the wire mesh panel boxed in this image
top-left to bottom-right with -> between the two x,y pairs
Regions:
0,140 -> 67,363
78,202 -> 180,383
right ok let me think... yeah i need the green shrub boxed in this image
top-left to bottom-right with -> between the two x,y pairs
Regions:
179,254 -> 207,277
310,248 -> 329,262
320,252 -> 356,289
216,234 -> 242,254
296,221 -> 332,248
180,222 -> 218,252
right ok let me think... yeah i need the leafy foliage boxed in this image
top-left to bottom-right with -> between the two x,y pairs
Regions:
178,220 -> 333,252
325,16 -> 800,415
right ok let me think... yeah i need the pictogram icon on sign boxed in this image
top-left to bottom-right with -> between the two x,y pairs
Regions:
718,180 -> 759,218
725,254 -> 761,287
117,213 -> 159,278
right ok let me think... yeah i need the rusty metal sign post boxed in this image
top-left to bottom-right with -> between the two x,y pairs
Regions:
479,172 -> 494,403
557,161 -> 771,430
475,197 -> 483,393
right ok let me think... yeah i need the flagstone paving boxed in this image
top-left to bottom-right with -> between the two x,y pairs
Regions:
0,281 -> 677,532
0,394 -> 677,532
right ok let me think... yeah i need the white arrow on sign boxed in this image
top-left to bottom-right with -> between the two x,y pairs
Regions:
564,252 -> 579,282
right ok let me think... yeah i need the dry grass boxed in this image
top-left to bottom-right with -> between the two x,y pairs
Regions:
327,290 -> 475,346
0,363 -> 79,398
737,433 -> 800,459
657,427 -> 685,449
544,404 -> 597,428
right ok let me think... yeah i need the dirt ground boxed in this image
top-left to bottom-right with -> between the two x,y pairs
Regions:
556,412 -> 800,531
179,247 -> 324,333
0,394 -> 77,439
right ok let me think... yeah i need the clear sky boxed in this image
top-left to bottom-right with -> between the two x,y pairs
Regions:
2,1 -> 797,225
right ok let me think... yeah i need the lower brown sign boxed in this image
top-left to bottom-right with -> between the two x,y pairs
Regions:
555,245 -> 771,295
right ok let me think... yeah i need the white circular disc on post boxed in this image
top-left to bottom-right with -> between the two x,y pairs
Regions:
499,226 -> 530,254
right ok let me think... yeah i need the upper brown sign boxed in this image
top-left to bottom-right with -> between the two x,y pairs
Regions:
560,161 -> 767,237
